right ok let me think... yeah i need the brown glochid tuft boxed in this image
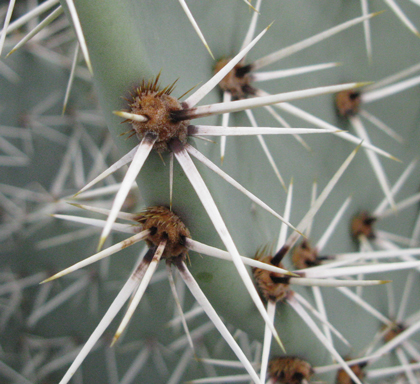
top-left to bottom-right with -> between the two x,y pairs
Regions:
253,246 -> 292,303
351,211 -> 376,240
268,356 -> 314,384
335,89 -> 361,118
292,240 -> 321,269
135,206 -> 191,260
214,58 -> 255,100
335,359 -> 367,384
383,322 -> 406,342
125,74 -> 190,152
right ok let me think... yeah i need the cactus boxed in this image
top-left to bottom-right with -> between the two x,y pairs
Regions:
1,0 -> 420,383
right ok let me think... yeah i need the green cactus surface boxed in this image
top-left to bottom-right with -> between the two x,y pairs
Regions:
1,0 -> 420,383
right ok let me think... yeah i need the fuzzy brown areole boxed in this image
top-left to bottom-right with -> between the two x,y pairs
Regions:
214,58 -> 255,100
135,206 -> 191,259
253,249 -> 292,302
126,77 -> 190,152
335,89 -> 361,118
335,362 -> 366,384
292,240 -> 320,269
351,211 -> 376,240
268,356 -> 314,384
383,322 -> 406,343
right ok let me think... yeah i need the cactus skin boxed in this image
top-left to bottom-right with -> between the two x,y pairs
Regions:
1,0 -> 420,383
